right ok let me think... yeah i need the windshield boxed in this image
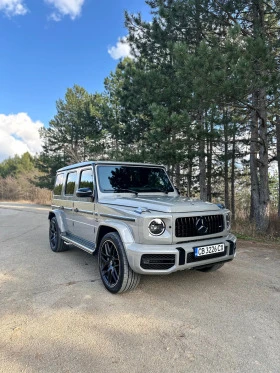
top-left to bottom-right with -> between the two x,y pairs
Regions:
97,166 -> 174,193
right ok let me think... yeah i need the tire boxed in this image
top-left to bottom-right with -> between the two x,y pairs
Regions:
196,262 -> 225,272
49,216 -> 67,252
98,232 -> 141,294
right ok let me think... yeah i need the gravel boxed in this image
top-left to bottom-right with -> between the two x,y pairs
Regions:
0,202 -> 279,373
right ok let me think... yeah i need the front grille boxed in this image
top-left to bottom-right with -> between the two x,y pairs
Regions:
187,250 -> 227,263
140,254 -> 175,270
175,215 -> 224,238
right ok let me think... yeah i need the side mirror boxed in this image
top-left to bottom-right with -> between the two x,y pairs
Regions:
76,187 -> 94,198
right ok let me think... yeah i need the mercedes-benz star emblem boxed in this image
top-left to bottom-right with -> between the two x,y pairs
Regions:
195,217 -> 208,235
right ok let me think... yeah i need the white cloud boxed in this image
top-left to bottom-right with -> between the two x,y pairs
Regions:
45,0 -> 85,21
49,11 -> 61,22
0,0 -> 28,16
0,113 -> 43,162
108,37 -> 133,60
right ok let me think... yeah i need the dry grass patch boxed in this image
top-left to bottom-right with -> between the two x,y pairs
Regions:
232,213 -> 280,243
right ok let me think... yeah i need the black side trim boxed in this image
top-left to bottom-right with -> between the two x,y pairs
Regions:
62,232 -> 95,252
176,247 -> 186,265
227,240 -> 236,256
100,213 -> 136,222
77,209 -> 94,215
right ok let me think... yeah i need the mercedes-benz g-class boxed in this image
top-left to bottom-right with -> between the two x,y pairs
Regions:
48,161 -> 237,293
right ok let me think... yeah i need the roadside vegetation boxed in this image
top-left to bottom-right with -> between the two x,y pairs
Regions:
0,153 -> 51,205
0,152 -> 279,242
1,1 -> 279,239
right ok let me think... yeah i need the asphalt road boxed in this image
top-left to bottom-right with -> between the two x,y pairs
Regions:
0,202 -> 279,373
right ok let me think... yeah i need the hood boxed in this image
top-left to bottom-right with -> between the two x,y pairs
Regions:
99,195 -> 221,213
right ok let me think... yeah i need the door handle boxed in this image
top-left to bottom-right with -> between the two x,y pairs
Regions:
74,208 -> 79,213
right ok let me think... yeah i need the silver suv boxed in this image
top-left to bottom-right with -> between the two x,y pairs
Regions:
48,161 -> 237,293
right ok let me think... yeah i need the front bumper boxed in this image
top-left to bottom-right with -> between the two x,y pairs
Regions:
125,234 -> 237,275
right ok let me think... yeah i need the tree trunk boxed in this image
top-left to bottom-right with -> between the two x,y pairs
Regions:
170,164 -> 174,184
194,1 -> 206,200
249,0 -> 270,232
231,127 -> 236,221
187,142 -> 193,197
198,113 -> 207,201
175,163 -> 180,188
206,121 -> 213,202
276,115 -> 280,217
250,91 -> 260,223
224,113 -> 229,208
257,88 -> 270,231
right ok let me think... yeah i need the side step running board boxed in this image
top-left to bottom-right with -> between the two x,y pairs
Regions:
61,235 -> 95,254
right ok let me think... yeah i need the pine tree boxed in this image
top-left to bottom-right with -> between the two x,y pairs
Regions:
41,85 -> 106,164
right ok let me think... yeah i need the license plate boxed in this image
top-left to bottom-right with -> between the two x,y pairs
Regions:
194,243 -> 225,257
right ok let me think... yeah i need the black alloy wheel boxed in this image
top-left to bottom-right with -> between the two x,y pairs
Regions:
99,239 -> 120,288
49,218 -> 58,250
49,216 -> 66,252
98,232 -> 140,294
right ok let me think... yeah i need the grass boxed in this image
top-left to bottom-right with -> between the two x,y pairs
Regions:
232,214 -> 280,243
234,232 -> 280,243
0,199 -> 51,207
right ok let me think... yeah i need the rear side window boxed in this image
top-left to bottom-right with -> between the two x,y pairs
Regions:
53,173 -> 64,196
79,169 -> 93,189
65,172 -> 77,195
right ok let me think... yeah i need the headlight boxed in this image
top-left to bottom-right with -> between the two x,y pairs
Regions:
148,219 -> 166,236
226,213 -> 231,229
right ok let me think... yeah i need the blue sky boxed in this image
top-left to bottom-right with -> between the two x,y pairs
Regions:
0,0 -> 150,161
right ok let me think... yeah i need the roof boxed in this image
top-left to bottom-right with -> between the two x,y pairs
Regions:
57,161 -> 165,172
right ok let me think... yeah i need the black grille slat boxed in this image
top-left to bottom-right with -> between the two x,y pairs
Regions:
141,254 -> 175,270
175,215 -> 224,238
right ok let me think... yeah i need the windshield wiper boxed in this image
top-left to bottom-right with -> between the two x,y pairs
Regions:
116,188 -> 138,196
103,188 -> 138,196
